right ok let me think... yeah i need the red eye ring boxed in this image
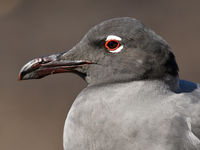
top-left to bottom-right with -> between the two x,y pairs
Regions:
105,39 -> 120,51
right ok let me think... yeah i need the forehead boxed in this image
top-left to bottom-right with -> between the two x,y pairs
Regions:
86,18 -> 144,40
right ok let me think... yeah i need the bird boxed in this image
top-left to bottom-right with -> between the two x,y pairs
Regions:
18,17 -> 200,150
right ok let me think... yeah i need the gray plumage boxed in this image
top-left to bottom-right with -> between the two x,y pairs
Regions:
19,17 -> 200,150
63,80 -> 200,150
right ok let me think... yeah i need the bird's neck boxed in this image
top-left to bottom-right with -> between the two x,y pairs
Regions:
87,75 -> 180,94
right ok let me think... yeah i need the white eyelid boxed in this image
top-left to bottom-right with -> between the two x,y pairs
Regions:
106,35 -> 122,41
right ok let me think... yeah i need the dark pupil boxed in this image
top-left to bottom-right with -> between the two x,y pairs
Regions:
107,41 -> 118,49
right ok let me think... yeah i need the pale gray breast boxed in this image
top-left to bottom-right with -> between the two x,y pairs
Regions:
63,80 -> 200,150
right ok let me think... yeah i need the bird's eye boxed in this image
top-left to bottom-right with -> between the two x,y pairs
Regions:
105,35 -> 124,53
105,40 -> 120,51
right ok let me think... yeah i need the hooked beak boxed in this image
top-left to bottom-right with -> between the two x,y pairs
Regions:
18,52 -> 93,80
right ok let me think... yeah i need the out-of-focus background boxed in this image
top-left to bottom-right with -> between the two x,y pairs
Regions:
1,0 -> 200,150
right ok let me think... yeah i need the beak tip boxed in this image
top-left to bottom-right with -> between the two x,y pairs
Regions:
18,73 -> 23,81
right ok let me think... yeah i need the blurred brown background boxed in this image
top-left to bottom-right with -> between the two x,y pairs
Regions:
1,0 -> 200,150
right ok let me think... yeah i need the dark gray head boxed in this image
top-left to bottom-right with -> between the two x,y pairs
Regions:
19,17 -> 179,85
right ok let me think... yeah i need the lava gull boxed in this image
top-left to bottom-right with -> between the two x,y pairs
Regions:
19,17 -> 200,150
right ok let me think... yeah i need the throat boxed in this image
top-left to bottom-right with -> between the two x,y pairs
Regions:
87,75 -> 180,94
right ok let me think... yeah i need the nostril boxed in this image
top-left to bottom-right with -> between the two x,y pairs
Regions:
40,57 -> 51,64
